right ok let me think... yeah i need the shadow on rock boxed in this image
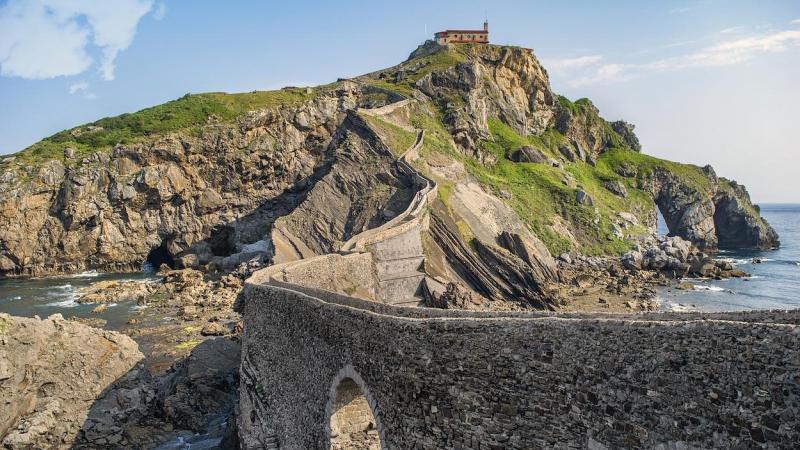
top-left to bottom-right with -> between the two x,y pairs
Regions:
72,337 -> 241,450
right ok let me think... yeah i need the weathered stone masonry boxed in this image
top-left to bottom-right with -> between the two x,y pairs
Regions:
238,282 -> 800,449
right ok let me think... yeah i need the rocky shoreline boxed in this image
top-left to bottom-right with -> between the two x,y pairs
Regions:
0,264 -> 248,449
0,230 -> 771,448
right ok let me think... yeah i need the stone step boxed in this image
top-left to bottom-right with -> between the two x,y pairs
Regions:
379,270 -> 426,282
369,229 -> 424,261
379,273 -> 425,304
375,256 -> 424,277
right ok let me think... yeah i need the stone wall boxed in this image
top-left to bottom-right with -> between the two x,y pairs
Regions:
248,253 -> 379,301
238,284 -> 800,449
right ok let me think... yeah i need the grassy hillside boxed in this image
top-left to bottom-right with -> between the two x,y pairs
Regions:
406,98 -> 721,256
5,86 -> 333,168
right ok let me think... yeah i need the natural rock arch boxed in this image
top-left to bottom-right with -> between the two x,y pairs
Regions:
325,366 -> 385,450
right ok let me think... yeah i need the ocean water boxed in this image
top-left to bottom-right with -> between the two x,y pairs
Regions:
658,204 -> 800,312
0,269 -> 156,329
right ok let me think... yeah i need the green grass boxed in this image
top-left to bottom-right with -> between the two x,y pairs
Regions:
599,147 -> 713,192
175,338 -> 202,351
360,114 -> 417,156
412,109 -> 655,255
403,49 -> 465,83
363,79 -> 415,97
411,107 -> 460,207
362,46 -> 466,99
6,86 -> 332,168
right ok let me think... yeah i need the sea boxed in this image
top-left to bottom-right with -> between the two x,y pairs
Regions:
0,267 -> 156,329
657,203 -> 800,312
1,205 -> 799,321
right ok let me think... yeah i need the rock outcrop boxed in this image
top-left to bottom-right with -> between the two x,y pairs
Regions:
649,166 -> 778,250
270,112 -> 416,262
414,45 -> 559,160
0,314 -> 143,449
426,202 -> 558,310
0,84 -> 362,277
508,146 -> 547,163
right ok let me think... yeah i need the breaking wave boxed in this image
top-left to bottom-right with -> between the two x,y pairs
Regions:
693,285 -> 725,292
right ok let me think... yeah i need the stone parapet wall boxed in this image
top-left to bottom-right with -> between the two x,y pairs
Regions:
248,252 -> 379,300
238,283 -> 800,449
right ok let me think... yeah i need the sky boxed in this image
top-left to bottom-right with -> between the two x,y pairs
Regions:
0,0 -> 799,203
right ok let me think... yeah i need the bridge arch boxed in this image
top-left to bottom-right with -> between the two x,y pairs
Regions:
324,365 -> 386,450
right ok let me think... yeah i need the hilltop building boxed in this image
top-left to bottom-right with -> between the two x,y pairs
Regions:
434,21 -> 489,44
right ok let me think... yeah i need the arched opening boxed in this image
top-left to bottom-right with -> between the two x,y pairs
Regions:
327,370 -> 382,450
144,240 -> 175,272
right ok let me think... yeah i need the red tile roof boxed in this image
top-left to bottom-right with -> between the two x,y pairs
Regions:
436,30 -> 488,35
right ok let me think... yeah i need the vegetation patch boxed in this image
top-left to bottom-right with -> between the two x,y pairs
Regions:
175,338 -> 202,351
363,46 -> 465,99
413,107 -> 656,255
7,86 -> 331,168
360,114 -> 416,156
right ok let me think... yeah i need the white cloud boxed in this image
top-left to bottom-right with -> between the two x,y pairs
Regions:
649,30 -> 800,70
68,80 -> 96,99
791,19 -> 800,25
68,81 -> 88,94
719,26 -> 745,35
570,64 -> 636,87
545,55 -> 603,71
555,28 -> 800,87
0,0 -> 154,81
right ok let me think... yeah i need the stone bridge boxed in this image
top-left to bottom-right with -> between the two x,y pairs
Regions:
237,283 -> 800,449
235,101 -> 800,449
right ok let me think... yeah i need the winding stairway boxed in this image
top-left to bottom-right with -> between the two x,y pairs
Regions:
252,102 -> 437,306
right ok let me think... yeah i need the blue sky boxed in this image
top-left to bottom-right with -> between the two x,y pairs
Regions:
1,0 -> 799,202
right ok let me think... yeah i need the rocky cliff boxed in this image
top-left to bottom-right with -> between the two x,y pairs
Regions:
0,313 -> 142,449
0,42 -> 778,282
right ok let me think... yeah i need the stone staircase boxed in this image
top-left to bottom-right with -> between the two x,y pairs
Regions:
339,128 -> 433,305
371,230 -> 426,306
251,102 -> 437,308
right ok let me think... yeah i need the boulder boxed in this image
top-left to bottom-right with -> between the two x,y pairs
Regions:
615,162 -> 637,178
0,314 -> 142,449
509,146 -> 548,163
642,247 -> 669,270
558,145 -> 578,162
610,120 -> 641,152
621,250 -> 643,270
159,338 -> 241,431
576,189 -> 594,206
200,322 -> 227,336
602,180 -> 628,198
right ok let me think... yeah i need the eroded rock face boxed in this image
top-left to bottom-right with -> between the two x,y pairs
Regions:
427,202 -> 558,310
610,120 -> 641,152
0,314 -> 143,449
0,85 -> 360,277
270,112 -> 416,262
713,187 -> 779,249
650,167 -> 778,250
414,45 -> 559,160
